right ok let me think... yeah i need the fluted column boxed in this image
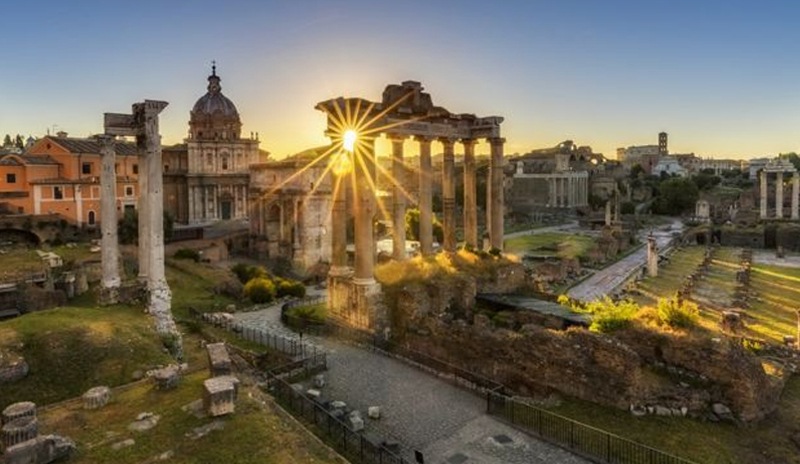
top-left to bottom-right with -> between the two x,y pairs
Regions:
389,135 -> 406,260
462,139 -> 477,248
137,144 -> 150,283
792,173 -> 799,220
141,101 -> 169,288
776,171 -> 784,219
354,137 -> 376,283
330,170 -> 348,273
441,137 -> 456,252
760,170 -> 768,219
97,135 -> 120,296
417,136 -> 434,256
489,137 -> 505,251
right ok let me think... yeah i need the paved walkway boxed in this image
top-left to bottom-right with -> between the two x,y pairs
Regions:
567,219 -> 683,302
234,305 -> 588,464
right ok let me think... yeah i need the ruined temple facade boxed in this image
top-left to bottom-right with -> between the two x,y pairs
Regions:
249,147 -> 333,272
163,65 -> 266,224
508,141 -> 598,214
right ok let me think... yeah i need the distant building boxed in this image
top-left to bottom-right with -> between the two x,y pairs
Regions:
0,133 -> 139,225
652,156 -> 688,177
616,132 -> 668,174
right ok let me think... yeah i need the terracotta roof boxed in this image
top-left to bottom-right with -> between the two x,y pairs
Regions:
21,154 -> 59,165
44,136 -> 139,156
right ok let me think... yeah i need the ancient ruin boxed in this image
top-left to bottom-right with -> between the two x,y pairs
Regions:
316,81 -> 504,330
104,100 -> 182,356
759,158 -> 799,220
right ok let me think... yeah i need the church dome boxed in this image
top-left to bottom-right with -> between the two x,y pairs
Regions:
189,64 -> 242,140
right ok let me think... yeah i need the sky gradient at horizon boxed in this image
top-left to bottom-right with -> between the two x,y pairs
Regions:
1,0 -> 798,159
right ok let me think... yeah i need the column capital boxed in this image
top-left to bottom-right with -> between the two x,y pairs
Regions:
460,138 -> 477,148
487,137 -> 506,145
414,135 -> 436,144
438,137 -> 458,146
93,134 -> 116,153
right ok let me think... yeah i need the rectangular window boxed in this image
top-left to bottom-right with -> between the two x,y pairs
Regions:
54,186 -> 63,200
125,186 -> 134,197
6,173 -> 15,183
133,164 -> 139,174
82,162 -> 92,174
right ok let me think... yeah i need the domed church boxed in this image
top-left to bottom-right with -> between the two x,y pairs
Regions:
163,64 -> 265,225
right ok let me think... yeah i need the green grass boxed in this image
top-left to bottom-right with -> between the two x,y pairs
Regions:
0,249 -> 46,280
167,258 -> 237,320
0,305 -> 173,410
635,246 -> 706,303
544,374 -> 800,464
747,263 -> 800,343
504,232 -> 595,259
39,357 -> 344,463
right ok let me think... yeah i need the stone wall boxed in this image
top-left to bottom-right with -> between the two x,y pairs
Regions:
720,227 -> 765,248
394,308 -> 784,422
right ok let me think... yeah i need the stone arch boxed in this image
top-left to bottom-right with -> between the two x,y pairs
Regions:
0,228 -> 41,246
87,210 -> 97,226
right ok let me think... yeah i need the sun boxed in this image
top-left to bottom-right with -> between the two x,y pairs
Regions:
343,129 -> 357,152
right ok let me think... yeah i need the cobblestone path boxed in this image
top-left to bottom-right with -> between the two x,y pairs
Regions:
234,305 -> 588,464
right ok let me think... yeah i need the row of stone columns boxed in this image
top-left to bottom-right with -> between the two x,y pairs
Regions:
759,170 -> 800,220
547,174 -> 589,208
328,135 -> 506,282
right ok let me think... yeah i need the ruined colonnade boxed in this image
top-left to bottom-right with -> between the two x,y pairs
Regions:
759,161 -> 799,220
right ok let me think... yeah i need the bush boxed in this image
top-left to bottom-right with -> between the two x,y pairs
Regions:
564,296 -> 639,333
231,263 -> 268,284
173,248 -> 200,262
656,295 -> 699,328
243,277 -> 276,304
276,278 -> 306,298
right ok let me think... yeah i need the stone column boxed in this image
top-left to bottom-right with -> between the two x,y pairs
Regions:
97,135 -> 120,302
137,100 -> 180,356
760,170 -> 768,219
647,235 -> 658,277
488,137 -> 505,251
605,200 -> 612,226
776,171 -> 784,219
389,135 -> 406,260
548,177 -> 555,207
568,175 -> 575,207
441,138 -> 456,252
330,170 -> 348,274
188,186 -> 195,224
614,190 -> 621,223
462,139 -> 478,248
137,147 -> 150,283
417,136 -> 434,256
792,173 -> 799,220
354,137 -> 376,284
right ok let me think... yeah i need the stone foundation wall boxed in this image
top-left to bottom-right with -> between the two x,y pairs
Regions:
396,309 -> 784,422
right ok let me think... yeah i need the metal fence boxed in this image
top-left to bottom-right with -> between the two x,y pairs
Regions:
487,391 -> 696,464
200,312 -> 317,359
266,361 -> 409,464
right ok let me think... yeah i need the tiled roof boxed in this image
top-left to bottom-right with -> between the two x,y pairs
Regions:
46,136 -> 139,156
21,154 -> 59,165
0,155 -> 22,165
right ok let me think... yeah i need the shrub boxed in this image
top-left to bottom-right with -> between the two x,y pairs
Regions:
231,263 -> 268,284
243,277 -> 276,304
564,296 -> 639,333
173,248 -> 200,262
656,295 -> 699,328
276,278 -> 306,298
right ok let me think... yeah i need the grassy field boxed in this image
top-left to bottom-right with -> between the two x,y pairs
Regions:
548,374 -> 800,464
504,232 -> 595,259
166,258 -> 237,320
634,246 -> 706,303
747,263 -> 800,343
37,341 -> 344,464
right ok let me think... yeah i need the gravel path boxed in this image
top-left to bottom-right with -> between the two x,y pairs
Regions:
234,305 -> 588,464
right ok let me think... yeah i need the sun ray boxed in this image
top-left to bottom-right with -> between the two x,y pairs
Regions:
358,90 -> 416,131
358,114 -> 429,137
260,144 -> 339,200
371,155 -> 417,205
323,171 -> 346,229
353,101 -> 376,132
299,156 -> 337,207
353,144 -> 391,223
344,98 -> 353,129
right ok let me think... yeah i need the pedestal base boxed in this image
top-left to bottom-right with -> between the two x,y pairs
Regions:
327,271 -> 386,332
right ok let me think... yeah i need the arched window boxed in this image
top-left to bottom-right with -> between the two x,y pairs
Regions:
88,210 -> 96,226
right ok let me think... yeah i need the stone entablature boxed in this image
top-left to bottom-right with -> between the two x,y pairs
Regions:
758,158 -> 798,220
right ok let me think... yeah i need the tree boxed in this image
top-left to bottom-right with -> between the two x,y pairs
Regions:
692,172 -> 721,191
2,134 -> 11,147
14,134 -> 23,150
117,209 -> 175,244
654,177 -> 699,215
405,207 -> 444,244
780,152 -> 800,171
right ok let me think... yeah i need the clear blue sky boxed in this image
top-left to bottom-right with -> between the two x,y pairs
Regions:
1,0 -> 798,159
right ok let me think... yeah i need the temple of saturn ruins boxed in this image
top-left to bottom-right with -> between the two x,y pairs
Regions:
316,81 -> 505,330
